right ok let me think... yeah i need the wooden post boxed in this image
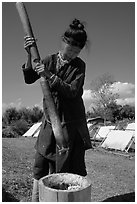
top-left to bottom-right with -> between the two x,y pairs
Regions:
16,2 -> 69,172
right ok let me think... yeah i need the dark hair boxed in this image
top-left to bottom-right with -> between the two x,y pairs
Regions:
62,19 -> 87,49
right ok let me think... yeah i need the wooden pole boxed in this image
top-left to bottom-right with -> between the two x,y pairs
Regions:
16,2 -> 69,172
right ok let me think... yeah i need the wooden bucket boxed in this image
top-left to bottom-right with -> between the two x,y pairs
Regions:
39,173 -> 91,202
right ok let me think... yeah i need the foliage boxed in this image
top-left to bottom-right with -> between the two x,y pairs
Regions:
30,106 -> 43,123
115,119 -> 129,130
2,107 -> 21,126
90,73 -> 115,91
120,105 -> 135,120
90,73 -> 119,122
2,106 -> 43,138
17,106 -> 43,124
89,73 -> 135,123
11,120 -> 30,136
86,103 -> 135,123
17,107 -> 32,124
2,126 -> 19,138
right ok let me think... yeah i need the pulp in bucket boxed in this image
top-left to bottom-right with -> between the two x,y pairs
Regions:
42,173 -> 90,191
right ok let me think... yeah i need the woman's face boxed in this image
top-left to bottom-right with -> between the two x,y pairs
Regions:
61,41 -> 81,61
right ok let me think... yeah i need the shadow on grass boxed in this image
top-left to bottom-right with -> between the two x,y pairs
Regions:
2,188 -> 19,202
103,192 -> 135,202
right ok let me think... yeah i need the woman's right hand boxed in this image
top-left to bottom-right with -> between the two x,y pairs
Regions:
24,36 -> 36,54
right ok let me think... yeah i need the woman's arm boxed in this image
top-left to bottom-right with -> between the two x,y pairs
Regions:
22,36 -> 40,84
22,63 -> 40,84
22,54 -> 53,84
22,51 -> 40,84
48,60 -> 86,98
51,73 -> 84,98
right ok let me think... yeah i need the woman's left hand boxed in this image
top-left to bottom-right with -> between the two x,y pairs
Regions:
34,62 -> 51,78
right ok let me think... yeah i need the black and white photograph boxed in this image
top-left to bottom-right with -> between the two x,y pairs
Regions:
2,1 -> 135,202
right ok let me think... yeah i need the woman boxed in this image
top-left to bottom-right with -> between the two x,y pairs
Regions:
22,18 -> 92,201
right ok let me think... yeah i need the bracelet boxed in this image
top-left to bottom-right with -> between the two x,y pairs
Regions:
49,74 -> 55,80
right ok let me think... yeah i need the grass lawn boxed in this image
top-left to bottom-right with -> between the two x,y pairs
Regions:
2,137 -> 135,202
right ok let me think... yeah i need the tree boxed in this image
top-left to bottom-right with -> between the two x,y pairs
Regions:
120,105 -> 135,120
90,73 -> 119,123
18,107 -> 33,124
2,106 -> 43,138
12,119 -> 29,136
2,106 -> 43,125
2,107 -> 20,126
106,103 -> 122,122
30,106 -> 43,123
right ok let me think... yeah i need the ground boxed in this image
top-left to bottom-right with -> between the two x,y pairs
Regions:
2,137 -> 135,202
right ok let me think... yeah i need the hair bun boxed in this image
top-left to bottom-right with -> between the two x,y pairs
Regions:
70,19 -> 84,30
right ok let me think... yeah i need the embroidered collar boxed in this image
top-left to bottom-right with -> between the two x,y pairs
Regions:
58,51 -> 71,65
56,51 -> 70,71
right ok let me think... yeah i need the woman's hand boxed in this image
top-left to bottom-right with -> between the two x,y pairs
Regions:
24,36 -> 36,54
34,62 -> 52,78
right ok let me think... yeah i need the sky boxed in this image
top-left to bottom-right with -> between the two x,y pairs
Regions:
2,1 -> 135,113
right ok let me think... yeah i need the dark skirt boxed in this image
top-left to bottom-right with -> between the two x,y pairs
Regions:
33,119 -> 88,179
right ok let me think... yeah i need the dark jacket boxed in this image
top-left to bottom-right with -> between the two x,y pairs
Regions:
22,53 -> 92,158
